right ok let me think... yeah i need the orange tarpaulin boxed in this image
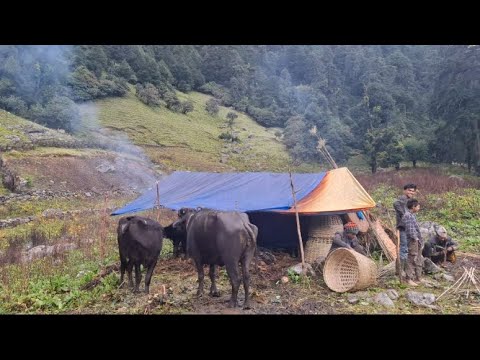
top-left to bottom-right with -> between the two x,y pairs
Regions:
285,167 -> 375,214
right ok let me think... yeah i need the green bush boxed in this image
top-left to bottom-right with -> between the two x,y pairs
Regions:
218,132 -> 240,142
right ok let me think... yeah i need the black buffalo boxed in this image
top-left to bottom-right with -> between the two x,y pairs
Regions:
174,208 -> 258,309
117,216 -> 163,294
163,223 -> 187,257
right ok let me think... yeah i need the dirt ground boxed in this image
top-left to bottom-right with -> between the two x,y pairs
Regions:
6,153 -> 159,193
79,250 -> 480,315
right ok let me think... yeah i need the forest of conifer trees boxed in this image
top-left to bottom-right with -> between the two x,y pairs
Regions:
0,45 -> 478,173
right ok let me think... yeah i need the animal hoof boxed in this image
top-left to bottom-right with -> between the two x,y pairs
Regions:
210,290 -> 221,297
243,304 -> 252,310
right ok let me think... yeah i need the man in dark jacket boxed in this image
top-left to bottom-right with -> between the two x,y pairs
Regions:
330,222 -> 366,256
393,183 -> 417,275
422,226 -> 458,265
399,198 -> 423,286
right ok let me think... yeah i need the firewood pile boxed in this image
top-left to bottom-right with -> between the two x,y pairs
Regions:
437,267 -> 480,300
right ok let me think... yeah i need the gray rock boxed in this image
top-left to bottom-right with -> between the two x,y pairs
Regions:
353,291 -> 371,299
373,293 -> 395,307
405,291 -> 436,307
21,245 -> 49,262
347,294 -> 359,304
443,274 -> 455,282
55,243 -> 78,252
419,221 -> 440,241
423,258 -> 443,274
288,263 -> 316,277
433,273 -> 444,280
96,162 -> 115,173
386,289 -> 399,300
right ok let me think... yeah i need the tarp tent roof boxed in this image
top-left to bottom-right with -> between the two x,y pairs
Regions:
111,167 -> 375,216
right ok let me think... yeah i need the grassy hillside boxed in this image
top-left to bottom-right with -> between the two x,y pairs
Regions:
0,110 -> 36,149
2,91 -> 480,315
76,90 -> 320,173
0,109 -> 79,151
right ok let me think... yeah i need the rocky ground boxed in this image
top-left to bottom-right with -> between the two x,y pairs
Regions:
73,250 -> 480,315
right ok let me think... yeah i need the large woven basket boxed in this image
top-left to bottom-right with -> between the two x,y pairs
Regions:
305,215 -> 343,262
305,237 -> 332,263
346,212 -> 369,234
308,215 -> 343,238
323,248 -> 378,293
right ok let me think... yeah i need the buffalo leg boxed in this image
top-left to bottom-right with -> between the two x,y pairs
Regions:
126,260 -> 134,288
134,263 -> 142,293
119,254 -> 127,288
241,249 -> 255,309
194,259 -> 205,298
225,261 -> 241,308
173,240 -> 180,258
209,264 -> 220,297
144,259 -> 157,294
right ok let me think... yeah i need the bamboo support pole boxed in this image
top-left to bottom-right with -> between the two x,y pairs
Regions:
289,171 -> 305,272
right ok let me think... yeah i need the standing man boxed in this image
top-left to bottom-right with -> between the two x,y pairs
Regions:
393,183 -> 417,275
399,198 -> 423,286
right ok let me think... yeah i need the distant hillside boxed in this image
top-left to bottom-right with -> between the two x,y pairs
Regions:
0,108 -> 155,196
76,89 -> 320,173
0,90 -> 321,197
0,109 -> 80,151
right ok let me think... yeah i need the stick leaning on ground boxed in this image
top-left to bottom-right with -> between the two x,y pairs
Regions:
396,229 -> 403,283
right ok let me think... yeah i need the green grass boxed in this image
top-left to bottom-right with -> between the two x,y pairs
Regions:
0,109 -> 32,148
76,90 -> 322,173
420,189 -> 480,252
0,249 -> 119,314
4,147 -> 102,159
369,183 -> 480,253
0,193 -> 130,219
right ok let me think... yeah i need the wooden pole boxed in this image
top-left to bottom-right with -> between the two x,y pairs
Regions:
156,181 -> 161,223
289,171 -> 305,271
100,194 -> 108,257
396,229 -> 403,283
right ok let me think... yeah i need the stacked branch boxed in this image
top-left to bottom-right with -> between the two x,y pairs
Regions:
310,126 -> 337,169
437,267 -> 480,300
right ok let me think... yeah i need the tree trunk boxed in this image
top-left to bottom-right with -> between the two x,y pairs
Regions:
413,159 -> 417,168
474,118 -> 480,176
395,163 -> 400,171
371,162 -> 377,174
467,147 -> 472,172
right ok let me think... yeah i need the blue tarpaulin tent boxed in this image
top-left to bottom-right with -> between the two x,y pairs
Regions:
111,171 -> 326,215
111,168 -> 376,250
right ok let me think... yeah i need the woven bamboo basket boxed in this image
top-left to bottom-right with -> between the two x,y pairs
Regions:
346,212 -> 369,234
323,248 -> 378,293
304,215 -> 344,262
304,237 -> 332,263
